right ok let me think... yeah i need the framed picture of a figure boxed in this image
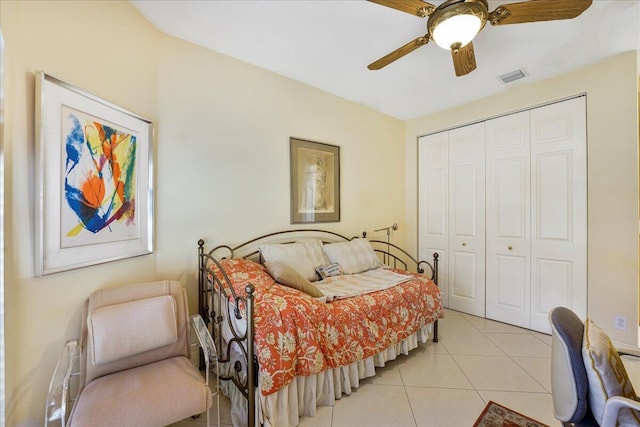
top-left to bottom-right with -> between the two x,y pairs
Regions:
290,138 -> 340,224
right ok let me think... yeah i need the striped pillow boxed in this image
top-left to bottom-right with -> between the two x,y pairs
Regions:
582,319 -> 640,426
322,238 -> 382,274
316,263 -> 343,280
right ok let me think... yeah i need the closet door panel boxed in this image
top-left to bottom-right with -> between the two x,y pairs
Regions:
422,166 -> 448,305
496,158 -> 527,237
418,133 -> 449,306
485,111 -> 531,328
530,97 -> 587,333
535,258 -> 573,316
426,168 -> 447,235
496,255 -> 527,308
537,151 -> 572,240
448,123 -> 485,317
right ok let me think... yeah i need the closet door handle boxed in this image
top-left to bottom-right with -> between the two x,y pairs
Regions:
462,242 -> 467,247
508,246 -> 513,251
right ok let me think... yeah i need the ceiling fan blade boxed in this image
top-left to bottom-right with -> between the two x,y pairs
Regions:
367,0 -> 436,18
368,35 -> 430,70
489,0 -> 592,25
451,42 -> 477,77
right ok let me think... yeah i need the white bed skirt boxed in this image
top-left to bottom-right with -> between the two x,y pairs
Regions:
219,322 -> 434,427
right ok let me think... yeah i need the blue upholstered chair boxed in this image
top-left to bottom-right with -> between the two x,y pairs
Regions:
549,307 -> 640,427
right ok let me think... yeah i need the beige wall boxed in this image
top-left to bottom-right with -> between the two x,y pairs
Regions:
1,1 -> 404,424
2,2 -> 160,425
3,0 -> 638,424
405,50 -> 640,346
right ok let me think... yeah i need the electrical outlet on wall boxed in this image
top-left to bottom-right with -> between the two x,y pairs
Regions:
615,315 -> 628,331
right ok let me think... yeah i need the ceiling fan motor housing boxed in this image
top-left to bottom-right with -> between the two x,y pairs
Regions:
427,0 -> 489,50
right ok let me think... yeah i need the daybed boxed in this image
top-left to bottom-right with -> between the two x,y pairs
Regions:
198,230 -> 443,427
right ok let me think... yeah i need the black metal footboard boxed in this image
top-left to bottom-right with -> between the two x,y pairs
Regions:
198,240 -> 256,427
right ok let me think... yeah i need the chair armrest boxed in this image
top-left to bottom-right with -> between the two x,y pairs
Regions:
618,348 -> 640,358
601,396 -> 640,427
191,314 -> 217,365
45,339 -> 80,427
191,314 -> 221,427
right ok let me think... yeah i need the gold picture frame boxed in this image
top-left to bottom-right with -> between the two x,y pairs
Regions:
290,138 -> 340,224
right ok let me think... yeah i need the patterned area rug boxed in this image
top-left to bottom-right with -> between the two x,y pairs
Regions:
473,401 -> 550,427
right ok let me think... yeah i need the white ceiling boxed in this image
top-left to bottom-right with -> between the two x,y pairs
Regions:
130,0 -> 640,120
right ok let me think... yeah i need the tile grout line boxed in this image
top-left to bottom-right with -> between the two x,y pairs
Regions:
483,326 -> 552,393
446,315 -> 499,397
398,362 -> 420,427
444,312 -> 552,397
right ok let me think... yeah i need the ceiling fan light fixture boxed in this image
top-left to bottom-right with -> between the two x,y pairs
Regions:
432,14 -> 482,50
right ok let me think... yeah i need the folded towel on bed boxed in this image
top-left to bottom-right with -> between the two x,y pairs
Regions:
313,268 -> 412,301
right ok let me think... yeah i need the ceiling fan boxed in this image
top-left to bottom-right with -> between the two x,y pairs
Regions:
368,0 -> 593,76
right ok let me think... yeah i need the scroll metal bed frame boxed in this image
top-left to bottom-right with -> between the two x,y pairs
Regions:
197,229 -> 440,426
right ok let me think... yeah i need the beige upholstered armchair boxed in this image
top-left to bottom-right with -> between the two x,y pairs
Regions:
45,280 -> 217,427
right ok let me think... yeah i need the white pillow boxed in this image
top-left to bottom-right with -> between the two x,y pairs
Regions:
296,239 -> 329,270
322,238 -> 383,274
582,319 -> 640,426
260,239 -> 328,282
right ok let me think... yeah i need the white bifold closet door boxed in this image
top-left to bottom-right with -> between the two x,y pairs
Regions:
418,124 -> 485,316
418,131 -> 449,306
419,96 -> 586,333
485,97 -> 586,333
447,123 -> 486,317
485,111 -> 532,329
529,98 -> 587,333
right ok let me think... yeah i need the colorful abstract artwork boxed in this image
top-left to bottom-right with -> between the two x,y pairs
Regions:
36,71 -> 152,275
61,107 -> 138,247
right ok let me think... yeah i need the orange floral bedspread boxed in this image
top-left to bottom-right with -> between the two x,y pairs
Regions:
210,258 -> 444,396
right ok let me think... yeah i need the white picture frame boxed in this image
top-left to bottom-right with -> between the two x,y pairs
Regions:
35,71 -> 153,275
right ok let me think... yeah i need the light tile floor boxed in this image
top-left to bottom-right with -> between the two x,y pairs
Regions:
295,309 -> 560,427
172,308 -> 561,427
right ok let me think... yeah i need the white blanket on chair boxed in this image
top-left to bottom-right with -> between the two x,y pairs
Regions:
313,268 -> 412,301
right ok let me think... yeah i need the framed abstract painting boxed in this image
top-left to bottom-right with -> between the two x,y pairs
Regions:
290,137 -> 340,224
34,72 -> 153,275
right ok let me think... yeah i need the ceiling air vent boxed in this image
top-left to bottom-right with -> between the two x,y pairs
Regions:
498,69 -> 527,84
